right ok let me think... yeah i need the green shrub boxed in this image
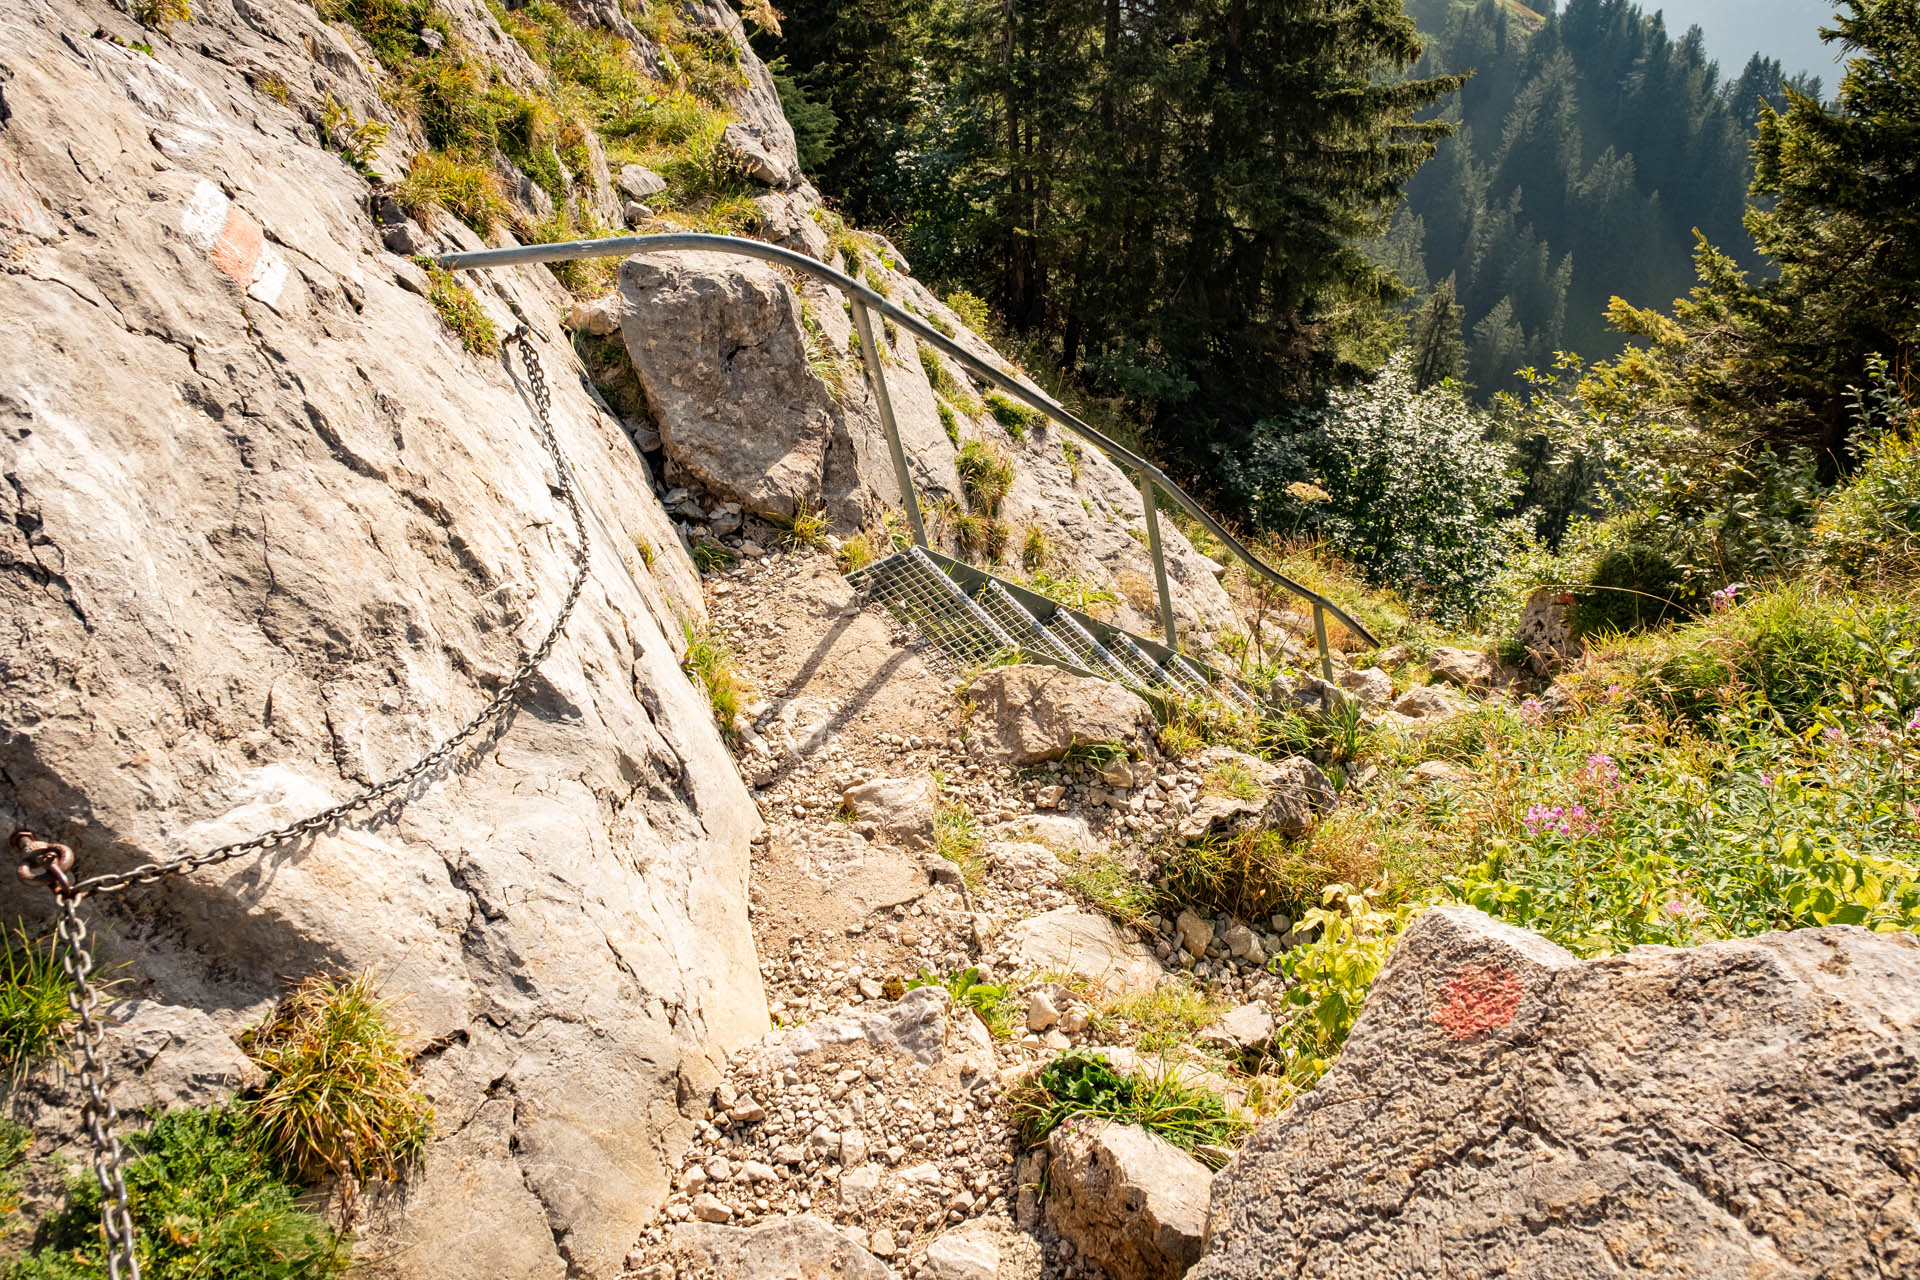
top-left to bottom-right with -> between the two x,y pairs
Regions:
944,290 -> 991,334
424,267 -> 498,355
13,1108 -> 347,1279
1817,380 -> 1920,582
1162,827 -> 1307,921
1268,883 -> 1409,1106
1571,543 -> 1688,636
1222,356 -> 1521,622
1008,1052 -> 1249,1168
1,924 -> 71,1087
244,972 -> 432,1187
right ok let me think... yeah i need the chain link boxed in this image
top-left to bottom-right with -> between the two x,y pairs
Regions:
13,329 -> 589,1278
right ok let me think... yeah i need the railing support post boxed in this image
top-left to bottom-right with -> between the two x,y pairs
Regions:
849,297 -> 927,549
1138,473 -> 1179,651
1312,602 -> 1333,684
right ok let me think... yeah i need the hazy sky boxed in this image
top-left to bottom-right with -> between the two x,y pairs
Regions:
1643,1 -> 1847,85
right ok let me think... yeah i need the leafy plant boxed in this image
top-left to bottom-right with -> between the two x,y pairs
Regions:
1008,1052 -> 1249,1168
944,291 -> 991,334
908,968 -> 1016,1037
424,266 -> 497,356
1,924 -> 71,1086
243,972 -> 432,1189
13,1107 -> 347,1279
319,96 -> 389,176
1267,882 -> 1409,1106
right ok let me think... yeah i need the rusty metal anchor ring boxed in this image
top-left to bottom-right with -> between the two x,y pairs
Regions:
11,829 -> 75,888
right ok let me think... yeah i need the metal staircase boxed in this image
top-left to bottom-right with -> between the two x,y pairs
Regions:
848,545 -> 1265,712
438,232 -> 1379,712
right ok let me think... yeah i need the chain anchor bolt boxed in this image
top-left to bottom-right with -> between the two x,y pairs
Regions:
12,829 -> 74,887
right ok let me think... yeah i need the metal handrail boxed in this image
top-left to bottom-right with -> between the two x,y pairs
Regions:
438,232 -> 1378,667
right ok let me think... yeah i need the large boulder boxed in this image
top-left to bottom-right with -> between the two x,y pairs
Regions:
1049,1120 -> 1213,1280
965,665 -> 1156,766
1514,585 -> 1584,674
0,6 -> 762,1275
1428,646 -> 1496,692
1194,907 -> 1920,1278
1178,748 -> 1334,841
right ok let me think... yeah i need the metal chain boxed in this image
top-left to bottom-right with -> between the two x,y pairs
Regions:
12,328 -> 589,1279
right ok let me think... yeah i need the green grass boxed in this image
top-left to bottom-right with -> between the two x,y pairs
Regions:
11,1107 -> 348,1279
1019,525 -> 1050,572
395,151 -> 508,233
1,923 -> 72,1086
1202,756 -> 1264,801
691,541 -> 736,573
1094,984 -> 1229,1055
1059,848 -> 1160,929
681,622 -> 743,737
424,266 -> 498,355
1008,1051 -> 1250,1169
778,500 -> 830,550
933,800 -> 986,890
1025,569 -> 1119,619
1162,827 -> 1310,921
243,972 -> 433,1188
918,345 -> 981,416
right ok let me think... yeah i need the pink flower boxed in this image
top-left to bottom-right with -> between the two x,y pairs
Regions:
1606,684 -> 1624,701
1663,894 -> 1707,924
1759,772 -> 1775,788
1520,697 -> 1546,723
1579,752 -> 1623,792
1710,583 -> 1740,614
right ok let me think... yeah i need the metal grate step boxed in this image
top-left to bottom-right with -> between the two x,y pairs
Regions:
848,547 -> 1266,715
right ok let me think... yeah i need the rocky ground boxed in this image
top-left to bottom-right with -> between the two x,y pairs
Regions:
615,502 -> 1477,1280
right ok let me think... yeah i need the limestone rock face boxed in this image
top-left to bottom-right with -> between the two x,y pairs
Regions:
964,666 -> 1155,766
0,3 -> 763,1274
1048,1120 -> 1213,1280
1195,906 -> 1920,1279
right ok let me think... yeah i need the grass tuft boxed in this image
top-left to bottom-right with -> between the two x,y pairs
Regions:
681,621 -> 743,737
243,971 -> 433,1189
424,266 -> 498,355
1,923 -> 72,1087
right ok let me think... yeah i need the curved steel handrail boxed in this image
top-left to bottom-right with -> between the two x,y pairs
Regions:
438,232 -> 1378,650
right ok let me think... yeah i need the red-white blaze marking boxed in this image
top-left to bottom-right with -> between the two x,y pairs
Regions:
180,179 -> 288,310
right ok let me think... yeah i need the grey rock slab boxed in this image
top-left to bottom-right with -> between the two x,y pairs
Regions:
1009,907 -> 1163,997
1391,684 -> 1464,721
616,163 -> 668,201
721,121 -> 797,187
965,665 -> 1155,766
922,1227 -> 1001,1280
668,1216 -> 899,1279
1429,645 -> 1497,692
841,774 -> 938,851
759,986 -> 954,1066
0,6 -> 761,1274
1194,906 -> 1920,1279
1336,666 -> 1395,707
1198,1003 -> 1274,1052
1048,1120 -> 1213,1280
101,999 -> 263,1116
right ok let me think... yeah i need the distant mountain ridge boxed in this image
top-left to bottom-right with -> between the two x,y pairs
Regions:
1389,0 -> 1819,397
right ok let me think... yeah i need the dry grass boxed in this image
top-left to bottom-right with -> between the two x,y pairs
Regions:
243,971 -> 432,1188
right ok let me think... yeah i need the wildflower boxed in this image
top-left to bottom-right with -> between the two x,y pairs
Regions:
1606,684 -> 1624,701
1710,582 -> 1740,613
1579,752 -> 1623,792
1822,726 -> 1846,746
1662,894 -> 1708,924
1759,772 -> 1775,788
1519,697 -> 1546,723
